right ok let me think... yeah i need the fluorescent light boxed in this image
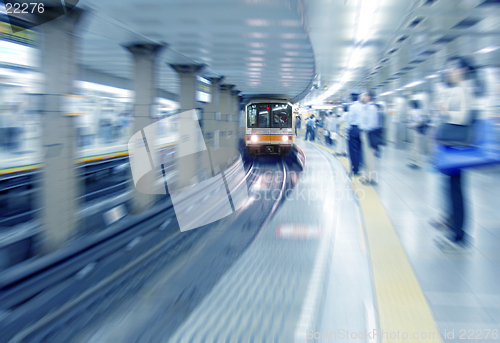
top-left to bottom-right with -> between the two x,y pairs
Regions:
475,46 -> 500,54
341,70 -> 354,83
246,57 -> 264,61
246,19 -> 272,27
348,47 -> 367,70
403,80 -> 424,88
246,62 -> 265,67
355,0 -> 381,44
379,91 -> 394,96
247,42 -> 266,48
281,43 -> 300,49
425,74 -> 439,79
247,32 -> 269,39
75,81 -> 132,98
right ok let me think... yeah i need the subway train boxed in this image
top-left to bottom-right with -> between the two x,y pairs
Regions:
245,99 -> 294,155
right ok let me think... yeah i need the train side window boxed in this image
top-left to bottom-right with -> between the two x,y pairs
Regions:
247,105 -> 258,128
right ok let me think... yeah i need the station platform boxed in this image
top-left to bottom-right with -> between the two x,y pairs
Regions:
166,138 -> 500,342
52,138 -> 500,343
0,136 -> 177,175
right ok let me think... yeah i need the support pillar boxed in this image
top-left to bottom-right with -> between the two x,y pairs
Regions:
196,77 -> 224,175
170,64 -> 205,188
39,8 -> 86,252
218,84 -> 234,166
125,43 -> 166,213
230,89 -> 241,154
203,77 -> 224,149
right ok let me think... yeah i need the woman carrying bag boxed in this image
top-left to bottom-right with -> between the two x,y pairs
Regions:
432,56 -> 482,251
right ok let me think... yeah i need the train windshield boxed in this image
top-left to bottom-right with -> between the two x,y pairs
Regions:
271,103 -> 292,128
247,103 -> 292,128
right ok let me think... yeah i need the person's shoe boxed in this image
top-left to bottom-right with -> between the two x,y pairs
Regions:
429,218 -> 451,232
406,163 -> 418,169
359,177 -> 371,185
434,235 -> 467,252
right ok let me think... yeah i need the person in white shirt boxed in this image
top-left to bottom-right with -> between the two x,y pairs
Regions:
335,107 -> 348,156
323,113 -> 336,145
359,91 -> 379,184
347,93 -> 363,175
305,115 -> 316,141
406,99 -> 429,169
432,56 -> 481,251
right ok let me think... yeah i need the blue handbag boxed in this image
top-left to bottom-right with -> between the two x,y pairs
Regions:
433,118 -> 500,175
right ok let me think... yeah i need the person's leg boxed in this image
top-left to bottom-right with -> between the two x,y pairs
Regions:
341,134 -> 347,155
362,132 -> 376,182
355,128 -> 362,173
348,131 -> 355,174
418,132 -> 425,165
361,132 -> 369,178
408,129 -> 417,166
350,128 -> 360,174
449,171 -> 465,242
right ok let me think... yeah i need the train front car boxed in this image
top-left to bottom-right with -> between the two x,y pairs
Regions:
245,100 -> 294,155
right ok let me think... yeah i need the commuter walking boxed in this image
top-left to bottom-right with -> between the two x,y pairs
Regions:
327,112 -> 337,146
335,107 -> 348,156
359,91 -> 379,185
406,99 -> 428,169
295,115 -> 301,136
432,56 -> 481,250
305,115 -> 316,141
323,113 -> 331,145
347,93 -> 363,176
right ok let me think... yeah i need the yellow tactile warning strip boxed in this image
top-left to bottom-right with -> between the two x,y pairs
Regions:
309,141 -> 443,343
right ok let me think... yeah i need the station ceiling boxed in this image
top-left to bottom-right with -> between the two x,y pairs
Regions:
79,0 -> 314,102
77,0 -> 500,103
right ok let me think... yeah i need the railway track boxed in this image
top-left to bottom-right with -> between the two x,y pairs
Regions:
0,153 -> 300,343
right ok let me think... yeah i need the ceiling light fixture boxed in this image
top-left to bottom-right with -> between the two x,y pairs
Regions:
425,74 -> 439,79
316,0 -> 382,101
379,90 -> 394,96
475,45 -> 500,54
246,19 -> 272,27
246,57 -> 264,61
403,80 -> 424,88
347,46 -> 367,70
355,0 -> 381,44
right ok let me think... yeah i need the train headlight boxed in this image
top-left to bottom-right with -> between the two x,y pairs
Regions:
282,135 -> 289,142
251,135 -> 258,142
